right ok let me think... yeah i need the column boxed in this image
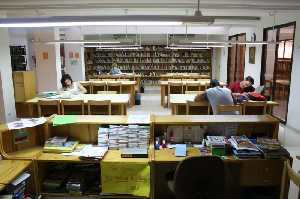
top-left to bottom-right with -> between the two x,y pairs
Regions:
64,27 -> 86,81
0,27 -> 17,122
33,28 -> 62,92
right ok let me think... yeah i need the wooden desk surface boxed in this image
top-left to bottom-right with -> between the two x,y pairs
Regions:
153,115 -> 279,124
160,74 -> 210,78
169,94 -> 278,106
0,160 -> 31,186
160,80 -> 227,86
102,150 -> 149,163
37,152 -> 93,162
26,94 -> 130,104
81,81 -> 136,86
154,148 -> 200,162
49,115 -> 132,124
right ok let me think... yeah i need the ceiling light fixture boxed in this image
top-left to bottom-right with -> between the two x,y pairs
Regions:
166,46 -> 210,50
35,40 -> 122,44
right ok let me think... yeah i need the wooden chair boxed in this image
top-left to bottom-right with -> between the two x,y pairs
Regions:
89,79 -> 99,81
87,100 -> 111,115
217,105 -> 243,115
37,100 -> 60,117
102,79 -> 115,81
97,91 -> 118,94
168,81 -> 184,106
61,99 -> 84,115
107,81 -> 122,93
186,81 -> 201,91
168,79 -> 181,82
80,82 -> 91,94
280,159 -> 300,199
119,79 -> 130,81
168,156 -> 225,199
186,100 -> 210,115
243,101 -> 267,115
183,79 -> 195,81
91,81 -> 106,94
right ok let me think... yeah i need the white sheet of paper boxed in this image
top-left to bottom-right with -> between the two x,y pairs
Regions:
11,172 -> 31,186
127,114 -> 151,124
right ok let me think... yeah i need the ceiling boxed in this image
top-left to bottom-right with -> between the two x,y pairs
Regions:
1,0 -> 300,18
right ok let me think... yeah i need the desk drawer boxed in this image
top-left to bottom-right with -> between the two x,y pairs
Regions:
239,160 -> 283,186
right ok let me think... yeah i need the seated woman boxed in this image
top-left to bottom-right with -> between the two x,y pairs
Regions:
60,74 -> 87,95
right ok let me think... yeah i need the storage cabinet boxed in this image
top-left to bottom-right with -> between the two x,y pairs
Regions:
13,71 -> 36,102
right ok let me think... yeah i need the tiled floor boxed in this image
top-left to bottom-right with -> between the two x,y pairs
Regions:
128,86 -> 300,198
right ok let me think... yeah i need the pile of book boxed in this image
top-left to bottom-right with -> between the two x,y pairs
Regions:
43,136 -> 78,153
4,172 -> 30,198
229,135 -> 261,158
98,125 -> 150,149
256,138 -> 290,159
206,136 -> 227,156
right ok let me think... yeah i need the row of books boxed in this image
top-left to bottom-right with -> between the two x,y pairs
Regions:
206,135 -> 290,159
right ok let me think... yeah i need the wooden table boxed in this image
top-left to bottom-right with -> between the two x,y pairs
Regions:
160,80 -> 227,106
0,160 -> 32,191
80,80 -> 136,106
153,147 -> 289,199
26,94 -> 130,116
169,94 -> 279,115
159,73 -> 210,81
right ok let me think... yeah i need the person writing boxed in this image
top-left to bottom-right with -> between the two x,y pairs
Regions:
60,74 -> 87,94
195,79 -> 235,115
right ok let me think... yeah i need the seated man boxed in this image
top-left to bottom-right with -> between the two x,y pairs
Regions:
195,79 -> 235,115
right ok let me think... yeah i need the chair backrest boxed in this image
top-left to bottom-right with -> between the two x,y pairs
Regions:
97,91 -> 117,94
168,79 -> 182,82
80,81 -> 91,93
102,79 -> 115,81
61,99 -> 84,115
243,101 -> 267,115
91,81 -> 107,93
186,100 -> 210,115
168,82 -> 184,95
120,79 -> 130,81
174,156 -> 225,199
89,79 -> 99,81
87,100 -> 111,115
186,82 -> 201,91
185,91 -> 202,94
183,79 -> 195,81
217,105 -> 243,115
280,159 -> 300,199
37,99 -> 60,117
107,81 -> 122,93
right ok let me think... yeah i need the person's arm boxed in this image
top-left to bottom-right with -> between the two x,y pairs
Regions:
78,83 -> 87,94
194,92 -> 207,102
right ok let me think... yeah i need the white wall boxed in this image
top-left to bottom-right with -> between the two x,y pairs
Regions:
0,28 -> 16,122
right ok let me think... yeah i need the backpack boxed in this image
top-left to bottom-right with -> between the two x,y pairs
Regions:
248,92 -> 266,101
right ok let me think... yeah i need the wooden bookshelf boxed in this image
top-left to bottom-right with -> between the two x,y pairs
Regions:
84,45 -> 212,82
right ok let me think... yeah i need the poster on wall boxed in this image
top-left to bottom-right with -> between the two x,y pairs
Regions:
249,47 -> 256,64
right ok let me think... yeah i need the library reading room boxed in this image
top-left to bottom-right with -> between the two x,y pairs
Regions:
1,0 -> 300,198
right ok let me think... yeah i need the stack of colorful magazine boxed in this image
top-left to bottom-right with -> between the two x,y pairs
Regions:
43,136 -> 78,153
229,135 -> 261,158
256,138 -> 290,159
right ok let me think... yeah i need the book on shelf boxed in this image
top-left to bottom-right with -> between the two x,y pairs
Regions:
256,138 -> 290,159
229,135 -> 261,158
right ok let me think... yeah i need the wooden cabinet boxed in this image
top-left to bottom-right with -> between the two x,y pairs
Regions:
13,71 -> 36,102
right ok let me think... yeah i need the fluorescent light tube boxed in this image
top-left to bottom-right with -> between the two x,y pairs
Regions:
43,40 -> 121,44
191,41 -> 229,44
0,21 -> 182,28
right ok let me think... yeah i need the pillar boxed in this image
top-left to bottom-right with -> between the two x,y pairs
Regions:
64,27 -> 86,81
33,28 -> 62,92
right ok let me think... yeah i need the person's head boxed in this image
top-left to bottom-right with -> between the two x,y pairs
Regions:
245,76 -> 254,85
210,79 -> 220,88
240,80 -> 251,90
112,62 -> 117,68
61,74 -> 73,88
243,85 -> 255,93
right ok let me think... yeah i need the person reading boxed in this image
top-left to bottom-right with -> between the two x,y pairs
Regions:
60,74 -> 87,95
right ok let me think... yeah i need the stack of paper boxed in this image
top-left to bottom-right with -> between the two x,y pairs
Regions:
100,125 -> 150,149
98,128 -> 109,147
43,136 -> 78,153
